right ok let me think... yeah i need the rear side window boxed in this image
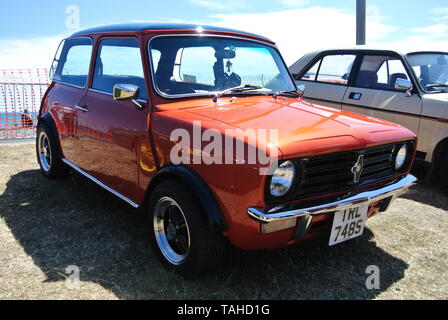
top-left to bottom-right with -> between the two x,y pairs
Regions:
300,54 -> 356,85
92,38 -> 147,100
50,37 -> 93,88
355,55 -> 410,90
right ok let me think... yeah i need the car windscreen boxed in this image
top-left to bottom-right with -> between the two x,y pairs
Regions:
148,36 -> 296,97
407,53 -> 448,91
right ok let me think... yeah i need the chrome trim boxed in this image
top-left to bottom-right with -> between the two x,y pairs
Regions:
147,34 -> 294,100
75,105 -> 89,112
248,174 -> 417,224
62,158 -> 139,208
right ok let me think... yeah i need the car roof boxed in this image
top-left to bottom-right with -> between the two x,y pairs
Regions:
71,22 -> 272,42
301,46 -> 448,56
289,47 -> 448,74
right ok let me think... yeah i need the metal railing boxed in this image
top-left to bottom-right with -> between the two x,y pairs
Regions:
0,69 -> 49,140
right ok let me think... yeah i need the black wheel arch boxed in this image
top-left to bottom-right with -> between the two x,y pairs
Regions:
37,113 -> 63,153
144,164 -> 228,232
432,137 -> 448,174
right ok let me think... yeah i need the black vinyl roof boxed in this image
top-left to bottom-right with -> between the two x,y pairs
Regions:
71,23 -> 271,41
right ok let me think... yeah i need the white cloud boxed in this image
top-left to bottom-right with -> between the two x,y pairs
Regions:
189,0 -> 246,10
430,7 -> 448,22
411,24 -> 448,35
431,7 -> 448,15
211,7 -> 398,64
280,0 -> 310,8
0,36 -> 65,70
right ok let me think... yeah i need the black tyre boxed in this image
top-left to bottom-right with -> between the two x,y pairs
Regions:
439,149 -> 448,188
36,122 -> 69,180
147,180 -> 227,276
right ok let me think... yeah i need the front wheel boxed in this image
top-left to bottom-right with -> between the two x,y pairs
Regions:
147,180 -> 227,276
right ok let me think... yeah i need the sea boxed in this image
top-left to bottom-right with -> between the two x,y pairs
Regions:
0,111 -> 38,128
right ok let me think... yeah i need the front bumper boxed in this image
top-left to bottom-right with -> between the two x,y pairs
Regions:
248,174 -> 417,230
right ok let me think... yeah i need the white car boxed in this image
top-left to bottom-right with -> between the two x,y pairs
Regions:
290,48 -> 448,183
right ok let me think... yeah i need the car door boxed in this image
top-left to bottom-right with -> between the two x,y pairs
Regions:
342,54 -> 423,135
47,37 -> 93,161
294,53 -> 357,109
75,37 -> 152,203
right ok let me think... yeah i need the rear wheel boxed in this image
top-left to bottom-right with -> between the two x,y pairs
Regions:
36,123 -> 69,180
147,180 -> 227,276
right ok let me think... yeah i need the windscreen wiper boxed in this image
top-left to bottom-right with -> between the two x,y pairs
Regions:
273,90 -> 302,98
213,85 -> 263,102
425,83 -> 448,88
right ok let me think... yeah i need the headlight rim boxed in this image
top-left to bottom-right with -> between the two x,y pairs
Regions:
394,143 -> 410,171
269,160 -> 298,198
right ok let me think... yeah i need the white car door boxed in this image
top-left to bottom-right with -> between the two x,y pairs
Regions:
342,54 -> 423,135
295,54 -> 357,110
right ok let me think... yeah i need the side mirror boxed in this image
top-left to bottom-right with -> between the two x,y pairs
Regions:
113,84 -> 140,101
394,79 -> 413,97
113,84 -> 144,109
297,84 -> 305,97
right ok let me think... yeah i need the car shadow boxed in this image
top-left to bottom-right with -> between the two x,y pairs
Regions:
406,161 -> 448,211
0,169 -> 409,300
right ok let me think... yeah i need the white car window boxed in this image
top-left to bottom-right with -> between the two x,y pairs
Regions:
300,54 -> 356,86
356,55 -> 410,90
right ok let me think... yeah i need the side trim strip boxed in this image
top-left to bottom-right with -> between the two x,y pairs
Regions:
304,95 -> 448,122
62,158 -> 139,208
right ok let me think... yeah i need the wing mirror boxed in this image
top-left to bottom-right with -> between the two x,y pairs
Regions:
297,84 -> 305,97
113,84 -> 144,109
394,79 -> 413,97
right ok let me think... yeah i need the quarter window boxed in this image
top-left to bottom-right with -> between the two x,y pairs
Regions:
301,54 -> 356,86
50,37 -> 93,88
356,55 -> 410,90
92,39 -> 147,100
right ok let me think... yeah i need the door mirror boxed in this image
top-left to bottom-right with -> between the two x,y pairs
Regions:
113,84 -> 140,101
297,84 -> 305,97
394,79 -> 413,97
113,84 -> 145,110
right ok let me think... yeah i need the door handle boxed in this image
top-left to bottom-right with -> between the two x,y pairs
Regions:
349,92 -> 362,100
75,105 -> 89,112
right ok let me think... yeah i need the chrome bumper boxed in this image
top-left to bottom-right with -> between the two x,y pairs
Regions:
248,174 -> 417,224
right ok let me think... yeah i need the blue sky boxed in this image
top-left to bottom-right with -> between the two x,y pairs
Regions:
1,0 -> 447,68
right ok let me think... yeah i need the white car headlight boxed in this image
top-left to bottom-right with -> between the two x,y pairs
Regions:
395,144 -> 408,170
270,161 -> 297,197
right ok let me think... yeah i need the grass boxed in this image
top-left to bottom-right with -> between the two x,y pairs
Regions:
0,143 -> 447,300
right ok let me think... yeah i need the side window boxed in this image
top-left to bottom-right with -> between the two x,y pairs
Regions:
300,54 -> 356,85
300,60 -> 320,81
50,37 -> 93,88
92,39 -> 147,100
356,55 -> 410,90
316,54 -> 356,85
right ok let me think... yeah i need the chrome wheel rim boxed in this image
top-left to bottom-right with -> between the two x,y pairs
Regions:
38,131 -> 52,172
153,197 -> 191,265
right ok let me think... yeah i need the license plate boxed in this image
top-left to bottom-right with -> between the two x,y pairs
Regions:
329,205 -> 369,246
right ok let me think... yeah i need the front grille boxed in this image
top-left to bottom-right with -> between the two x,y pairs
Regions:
266,142 -> 414,204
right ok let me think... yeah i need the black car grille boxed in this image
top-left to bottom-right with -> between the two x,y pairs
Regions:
266,142 -> 414,204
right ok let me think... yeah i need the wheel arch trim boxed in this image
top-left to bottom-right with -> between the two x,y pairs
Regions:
145,164 -> 229,232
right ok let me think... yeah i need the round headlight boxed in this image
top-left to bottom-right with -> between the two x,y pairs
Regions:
270,161 -> 297,197
395,144 -> 408,170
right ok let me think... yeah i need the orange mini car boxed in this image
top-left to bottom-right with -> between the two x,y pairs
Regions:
37,23 -> 417,276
